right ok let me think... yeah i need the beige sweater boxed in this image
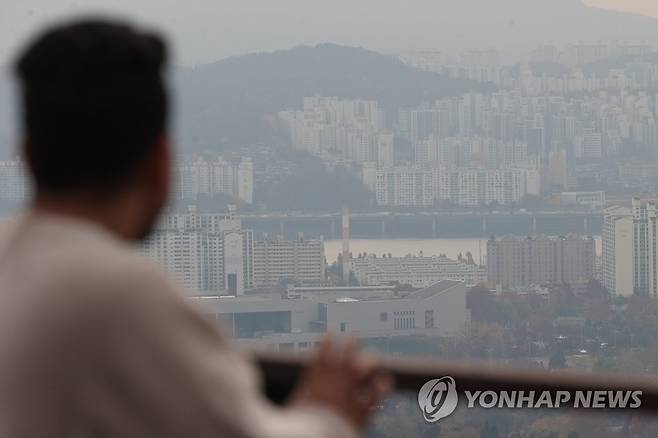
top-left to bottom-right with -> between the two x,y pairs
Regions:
0,213 -> 356,438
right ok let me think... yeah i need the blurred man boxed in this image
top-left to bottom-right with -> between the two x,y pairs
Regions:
0,19 -> 390,437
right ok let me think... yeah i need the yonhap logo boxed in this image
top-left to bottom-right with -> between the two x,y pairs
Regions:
417,376 -> 643,424
418,376 -> 459,423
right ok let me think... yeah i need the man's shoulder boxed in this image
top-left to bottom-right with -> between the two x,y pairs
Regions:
0,217 -> 200,358
6,215 -> 185,316
59,233 -> 183,309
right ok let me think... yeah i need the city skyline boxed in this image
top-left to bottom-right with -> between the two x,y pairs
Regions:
2,6 -> 658,437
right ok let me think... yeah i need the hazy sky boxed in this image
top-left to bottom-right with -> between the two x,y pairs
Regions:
0,0 -> 656,67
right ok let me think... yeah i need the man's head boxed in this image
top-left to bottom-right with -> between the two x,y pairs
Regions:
15,19 -> 170,239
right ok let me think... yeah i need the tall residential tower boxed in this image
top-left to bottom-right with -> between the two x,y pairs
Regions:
602,198 -> 658,297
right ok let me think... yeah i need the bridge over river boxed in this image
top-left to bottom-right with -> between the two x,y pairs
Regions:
242,211 -> 603,239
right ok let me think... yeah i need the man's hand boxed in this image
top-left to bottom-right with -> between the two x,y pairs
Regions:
290,337 -> 393,431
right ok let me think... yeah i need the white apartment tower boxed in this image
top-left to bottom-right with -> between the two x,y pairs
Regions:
602,198 -> 658,297
376,133 -> 395,167
237,158 -> 254,204
141,207 -> 254,295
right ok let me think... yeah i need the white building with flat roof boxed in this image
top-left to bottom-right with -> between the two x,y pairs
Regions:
350,254 -> 486,288
559,191 -> 606,209
193,280 -> 469,352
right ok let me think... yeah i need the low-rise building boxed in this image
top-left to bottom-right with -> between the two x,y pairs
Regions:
350,254 -> 486,288
559,191 -> 606,209
193,280 -> 470,352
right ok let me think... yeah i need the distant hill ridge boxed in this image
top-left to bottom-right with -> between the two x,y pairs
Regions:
174,44 -> 490,151
4,0 -> 658,154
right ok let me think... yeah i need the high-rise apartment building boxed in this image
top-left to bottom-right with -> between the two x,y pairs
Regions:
459,49 -> 501,84
141,207 -> 254,295
407,107 -> 450,145
143,208 -> 328,293
376,133 -> 395,168
602,198 -> 658,297
396,49 -> 502,85
433,167 -> 540,208
370,166 -> 540,208
253,236 -> 326,288
575,129 -> 603,159
279,96 -> 386,164
374,166 -> 434,208
176,156 -> 254,204
487,235 -> 596,289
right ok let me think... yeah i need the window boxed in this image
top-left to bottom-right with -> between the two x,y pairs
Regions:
380,312 -> 388,322
425,310 -> 434,329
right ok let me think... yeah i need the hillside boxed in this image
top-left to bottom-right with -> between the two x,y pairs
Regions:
0,44 -> 489,156
3,0 -> 658,153
174,44 -> 490,151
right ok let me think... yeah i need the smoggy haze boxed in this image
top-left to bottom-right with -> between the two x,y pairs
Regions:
0,0 -> 657,67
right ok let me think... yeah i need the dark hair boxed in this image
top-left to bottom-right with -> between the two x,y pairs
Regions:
15,19 -> 168,192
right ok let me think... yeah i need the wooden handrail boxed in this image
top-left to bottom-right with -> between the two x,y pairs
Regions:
253,351 -> 658,412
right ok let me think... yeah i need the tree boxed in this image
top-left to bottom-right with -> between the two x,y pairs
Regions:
549,349 -> 567,369
258,155 -> 374,212
585,279 -> 608,298
467,286 -> 499,324
467,323 -> 509,358
480,421 -> 500,438
549,284 -> 580,317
